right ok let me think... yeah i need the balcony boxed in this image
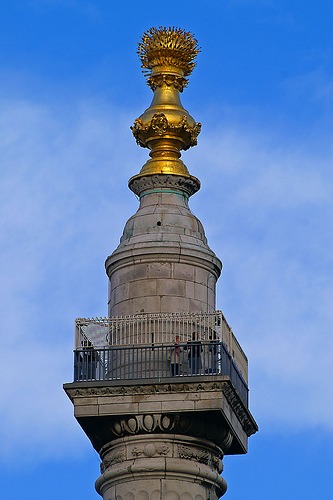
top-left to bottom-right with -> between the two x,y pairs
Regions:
72,311 -> 249,406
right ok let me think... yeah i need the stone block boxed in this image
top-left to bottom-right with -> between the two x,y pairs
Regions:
161,399 -> 195,412
129,279 -> 157,299
74,405 -> 98,417
117,264 -> 148,285
149,295 -> 163,311
185,281 -> 195,299
194,399 -> 221,411
156,392 -> 189,402
194,282 -> 208,303
138,401 -> 163,413
195,267 -> 209,286
156,279 -> 186,297
207,274 -> 216,290
113,282 -> 129,305
130,297 -> 148,314
184,392 -> 201,401
199,390 -> 221,401
99,402 -> 139,415
75,397 -> 98,406
140,192 -> 161,206
109,287 -> 116,307
172,263 -> 195,281
148,262 -> 172,279
111,299 -> 134,316
97,395 -> 133,405
207,286 -> 215,309
188,298 -> 208,313
160,296 -> 189,313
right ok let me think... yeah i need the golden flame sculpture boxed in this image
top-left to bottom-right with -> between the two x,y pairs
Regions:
129,27 -> 201,195
138,26 -> 200,80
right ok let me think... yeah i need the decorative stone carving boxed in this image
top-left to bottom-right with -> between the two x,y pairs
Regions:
96,433 -> 226,500
131,443 -> 170,458
222,384 -> 257,436
176,443 -> 223,474
100,447 -> 126,473
65,379 -> 257,440
128,173 -> 200,197
178,444 -> 210,465
110,413 -> 175,438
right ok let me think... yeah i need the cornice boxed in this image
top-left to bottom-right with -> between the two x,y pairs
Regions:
128,173 -> 200,197
65,379 -> 257,440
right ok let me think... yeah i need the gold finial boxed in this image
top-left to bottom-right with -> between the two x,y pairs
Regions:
129,27 -> 201,197
138,27 -> 200,89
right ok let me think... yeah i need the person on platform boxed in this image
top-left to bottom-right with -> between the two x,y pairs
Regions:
170,335 -> 180,376
187,332 -> 202,375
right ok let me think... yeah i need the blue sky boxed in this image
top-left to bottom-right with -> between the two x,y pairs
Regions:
1,1 -> 333,499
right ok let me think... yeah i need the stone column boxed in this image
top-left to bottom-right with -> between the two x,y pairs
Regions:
64,379 -> 258,499
64,27 -> 258,500
96,432 -> 227,500
106,178 -> 222,318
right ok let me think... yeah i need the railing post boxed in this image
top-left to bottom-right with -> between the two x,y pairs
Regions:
74,319 -> 80,349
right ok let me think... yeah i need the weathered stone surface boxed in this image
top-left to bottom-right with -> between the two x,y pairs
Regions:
156,279 -> 186,297
173,263 -> 195,281
160,296 -> 190,313
148,262 -> 172,279
64,378 -> 257,454
95,434 -> 226,500
106,191 -> 222,316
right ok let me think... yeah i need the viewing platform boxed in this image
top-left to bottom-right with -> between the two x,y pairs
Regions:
72,311 -> 249,406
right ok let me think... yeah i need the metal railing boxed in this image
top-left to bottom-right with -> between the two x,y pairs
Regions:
75,311 -> 248,382
73,341 -> 248,406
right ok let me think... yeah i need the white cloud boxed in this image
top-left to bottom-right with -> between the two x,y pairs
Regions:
237,163 -> 330,207
0,96 -> 140,463
0,342 -> 76,459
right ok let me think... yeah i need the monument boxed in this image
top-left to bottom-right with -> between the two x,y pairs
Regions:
64,27 -> 257,499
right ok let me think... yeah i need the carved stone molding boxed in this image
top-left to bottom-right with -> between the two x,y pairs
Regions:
222,384 -> 257,437
100,436 -> 222,476
100,447 -> 126,473
79,411 -> 232,455
66,380 -> 229,399
66,380 -> 257,454
97,433 -> 226,499
131,443 -> 170,458
66,380 -> 258,436
128,173 -> 200,197
177,444 -> 222,473
111,413 -> 175,438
